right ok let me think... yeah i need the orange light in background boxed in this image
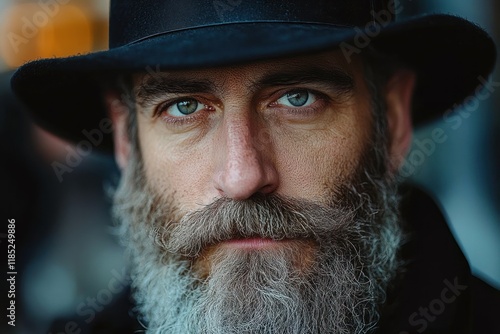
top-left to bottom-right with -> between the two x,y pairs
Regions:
37,5 -> 92,59
0,2 -> 94,68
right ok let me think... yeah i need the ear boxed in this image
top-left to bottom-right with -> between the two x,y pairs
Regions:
384,69 -> 416,171
105,91 -> 131,170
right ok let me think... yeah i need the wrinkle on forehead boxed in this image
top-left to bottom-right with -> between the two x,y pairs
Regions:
134,50 -> 362,96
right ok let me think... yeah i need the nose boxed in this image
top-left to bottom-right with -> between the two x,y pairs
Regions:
214,115 -> 279,200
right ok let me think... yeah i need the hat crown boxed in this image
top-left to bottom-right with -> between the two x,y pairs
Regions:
109,0 -> 394,48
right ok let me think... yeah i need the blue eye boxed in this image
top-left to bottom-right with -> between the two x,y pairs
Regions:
167,98 -> 204,116
276,90 -> 316,107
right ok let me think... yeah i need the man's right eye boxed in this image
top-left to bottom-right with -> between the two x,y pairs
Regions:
165,98 -> 205,117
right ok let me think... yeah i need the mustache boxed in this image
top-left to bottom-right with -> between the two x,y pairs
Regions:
152,193 -> 362,257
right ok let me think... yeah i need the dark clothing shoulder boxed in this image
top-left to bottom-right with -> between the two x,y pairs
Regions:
378,185 -> 500,334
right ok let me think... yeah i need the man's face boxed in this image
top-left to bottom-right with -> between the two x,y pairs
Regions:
111,50 -> 414,333
135,52 -> 371,210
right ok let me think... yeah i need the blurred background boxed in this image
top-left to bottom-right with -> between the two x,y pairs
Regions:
0,0 -> 499,333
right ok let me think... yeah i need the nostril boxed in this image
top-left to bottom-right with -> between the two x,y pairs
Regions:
259,183 -> 277,195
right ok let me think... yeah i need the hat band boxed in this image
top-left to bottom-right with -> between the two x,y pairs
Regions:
109,0 -> 395,48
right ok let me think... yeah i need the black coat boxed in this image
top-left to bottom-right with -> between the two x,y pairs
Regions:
377,185 -> 500,334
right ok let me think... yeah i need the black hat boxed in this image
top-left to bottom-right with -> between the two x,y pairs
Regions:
10,0 -> 497,151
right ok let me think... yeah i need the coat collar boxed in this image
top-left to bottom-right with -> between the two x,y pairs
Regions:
378,184 -> 473,334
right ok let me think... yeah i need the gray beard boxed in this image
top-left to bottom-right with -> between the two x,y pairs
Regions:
112,140 -> 403,334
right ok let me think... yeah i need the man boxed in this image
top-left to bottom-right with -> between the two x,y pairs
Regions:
11,0 -> 500,333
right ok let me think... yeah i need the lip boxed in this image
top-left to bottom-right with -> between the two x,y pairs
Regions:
221,237 -> 287,250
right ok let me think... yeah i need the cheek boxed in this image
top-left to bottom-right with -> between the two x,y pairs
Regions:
274,134 -> 362,201
137,117 -> 216,209
273,104 -> 371,200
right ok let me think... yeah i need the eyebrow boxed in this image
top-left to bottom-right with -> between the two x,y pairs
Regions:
249,67 -> 355,94
136,76 -> 216,107
135,67 -> 355,107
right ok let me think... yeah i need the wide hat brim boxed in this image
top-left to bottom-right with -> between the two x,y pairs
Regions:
11,14 -> 497,152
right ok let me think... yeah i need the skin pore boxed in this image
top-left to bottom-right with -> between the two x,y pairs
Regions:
108,50 -> 416,333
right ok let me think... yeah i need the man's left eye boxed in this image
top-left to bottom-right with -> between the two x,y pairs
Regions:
276,89 -> 316,107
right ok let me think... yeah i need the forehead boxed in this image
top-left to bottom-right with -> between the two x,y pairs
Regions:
134,50 -> 364,88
